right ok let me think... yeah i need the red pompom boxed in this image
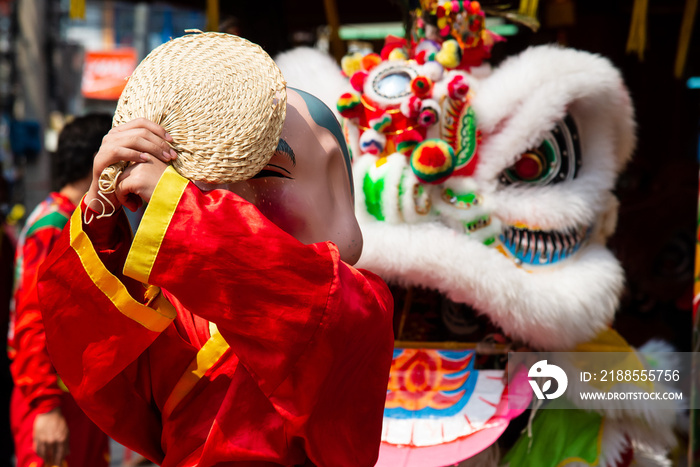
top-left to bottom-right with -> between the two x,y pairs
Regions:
447,75 -> 470,100
410,76 -> 433,98
350,71 -> 368,93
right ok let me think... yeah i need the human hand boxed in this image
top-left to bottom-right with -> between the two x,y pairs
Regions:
116,154 -> 169,211
86,118 -> 177,215
33,407 -> 69,467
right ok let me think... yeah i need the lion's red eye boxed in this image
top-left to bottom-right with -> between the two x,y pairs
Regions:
512,152 -> 545,181
500,115 -> 581,186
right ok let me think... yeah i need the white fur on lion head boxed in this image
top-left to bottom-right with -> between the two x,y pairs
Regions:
277,45 -> 635,351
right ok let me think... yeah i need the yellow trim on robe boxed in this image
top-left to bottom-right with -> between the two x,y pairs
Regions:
57,376 -> 69,393
124,166 -> 189,284
69,208 -> 176,332
162,332 -> 230,419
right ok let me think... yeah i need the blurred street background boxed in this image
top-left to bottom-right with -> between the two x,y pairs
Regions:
0,0 -> 697,465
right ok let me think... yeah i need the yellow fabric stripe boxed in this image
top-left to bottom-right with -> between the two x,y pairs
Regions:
69,208 -> 176,332
57,376 -> 69,393
162,332 -> 230,419
124,166 -> 189,284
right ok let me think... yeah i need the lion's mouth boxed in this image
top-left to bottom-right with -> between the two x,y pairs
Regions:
392,285 -> 500,342
390,285 -> 514,369
499,225 -> 590,266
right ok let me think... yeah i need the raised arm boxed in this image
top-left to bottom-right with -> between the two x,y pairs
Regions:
122,167 -> 374,391
37,206 -> 172,464
120,165 -> 394,465
36,119 -> 180,464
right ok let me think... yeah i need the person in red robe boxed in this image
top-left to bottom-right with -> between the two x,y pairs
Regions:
0,175 -> 17,465
9,114 -> 113,467
38,89 -> 394,466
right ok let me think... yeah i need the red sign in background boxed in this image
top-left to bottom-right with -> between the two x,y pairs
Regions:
81,48 -> 137,100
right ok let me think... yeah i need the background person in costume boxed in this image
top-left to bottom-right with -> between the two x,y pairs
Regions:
37,31 -> 394,467
8,114 -> 112,467
0,174 -> 17,466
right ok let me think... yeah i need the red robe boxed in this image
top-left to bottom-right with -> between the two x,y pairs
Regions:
38,167 -> 394,467
9,192 -> 109,467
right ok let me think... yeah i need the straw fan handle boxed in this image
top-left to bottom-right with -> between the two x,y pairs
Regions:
83,161 -> 129,224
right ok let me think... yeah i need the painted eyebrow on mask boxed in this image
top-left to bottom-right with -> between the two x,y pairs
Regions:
276,138 -> 296,166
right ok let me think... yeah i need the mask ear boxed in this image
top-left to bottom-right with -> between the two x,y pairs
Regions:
471,45 -> 635,185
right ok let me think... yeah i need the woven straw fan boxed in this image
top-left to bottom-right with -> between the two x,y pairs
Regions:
92,31 -> 287,220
